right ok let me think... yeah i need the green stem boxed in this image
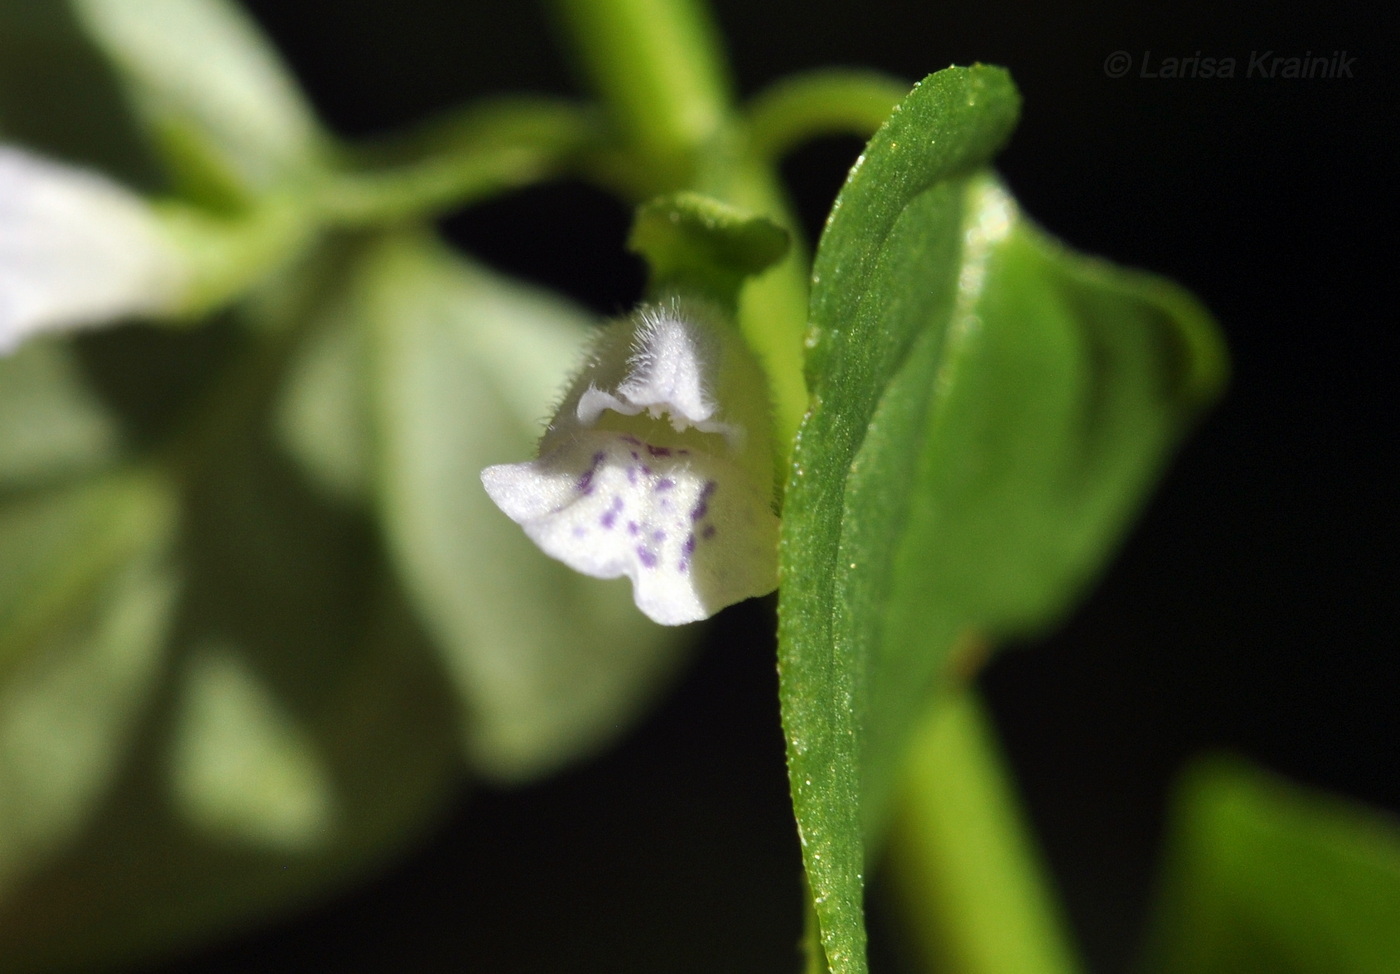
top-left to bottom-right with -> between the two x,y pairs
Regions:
886,688 -> 1085,974
551,0 -> 732,193
317,99 -> 608,225
744,69 -> 910,163
159,196 -> 313,322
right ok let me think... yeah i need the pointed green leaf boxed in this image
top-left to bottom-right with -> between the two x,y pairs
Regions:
1144,759 -> 1400,974
362,233 -> 687,781
778,66 -> 1224,974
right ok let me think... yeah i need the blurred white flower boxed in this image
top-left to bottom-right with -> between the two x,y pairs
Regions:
482,296 -> 779,625
0,146 -> 187,353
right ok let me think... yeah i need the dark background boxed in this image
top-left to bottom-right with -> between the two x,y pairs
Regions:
146,1 -> 1394,971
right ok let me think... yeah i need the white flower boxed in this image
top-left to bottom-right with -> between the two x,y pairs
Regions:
482,296 -> 779,625
0,146 -> 188,353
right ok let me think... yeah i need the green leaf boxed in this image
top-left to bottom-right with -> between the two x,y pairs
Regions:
0,588 -> 463,973
275,280 -> 372,507
168,639 -> 339,852
0,468 -> 179,898
0,469 -> 174,676
70,0 -> 327,203
0,382 -> 462,973
1143,758 -> 1400,974
778,66 -> 1224,974
0,339 -> 123,490
0,1 -> 157,186
361,233 -> 687,781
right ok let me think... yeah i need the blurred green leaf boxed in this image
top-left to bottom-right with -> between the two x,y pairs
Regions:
275,282 -> 371,506
0,468 -> 178,899
1143,758 -> 1400,974
0,470 -> 173,675
778,66 -> 1225,974
69,0 -> 327,203
0,340 -> 123,490
361,233 -> 687,781
0,0 -> 157,187
0,361 -> 462,972
169,639 -> 338,851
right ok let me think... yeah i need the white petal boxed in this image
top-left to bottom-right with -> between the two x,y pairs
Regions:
0,146 -> 187,353
483,429 -> 778,626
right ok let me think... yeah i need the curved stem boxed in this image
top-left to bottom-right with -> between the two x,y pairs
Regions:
317,99 -> 608,225
745,70 -> 910,162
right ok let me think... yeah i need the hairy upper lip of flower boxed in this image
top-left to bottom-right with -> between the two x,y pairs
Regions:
481,295 -> 779,626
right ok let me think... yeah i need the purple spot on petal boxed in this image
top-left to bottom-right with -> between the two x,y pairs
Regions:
655,478 -> 675,492
690,481 -> 717,521
600,499 -> 623,528
636,547 -> 658,568
652,530 -> 666,543
629,451 -> 640,461
702,524 -> 716,539
576,451 -> 607,494
647,444 -> 672,457
627,521 -> 639,535
627,466 -> 638,484
641,465 -> 652,476
683,533 -> 696,557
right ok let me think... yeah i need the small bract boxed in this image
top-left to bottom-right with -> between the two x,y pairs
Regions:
482,296 -> 779,625
0,145 -> 187,353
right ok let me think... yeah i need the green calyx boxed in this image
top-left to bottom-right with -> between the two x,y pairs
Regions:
628,191 -> 789,306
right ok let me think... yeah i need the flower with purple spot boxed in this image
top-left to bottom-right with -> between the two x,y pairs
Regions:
481,295 -> 779,625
